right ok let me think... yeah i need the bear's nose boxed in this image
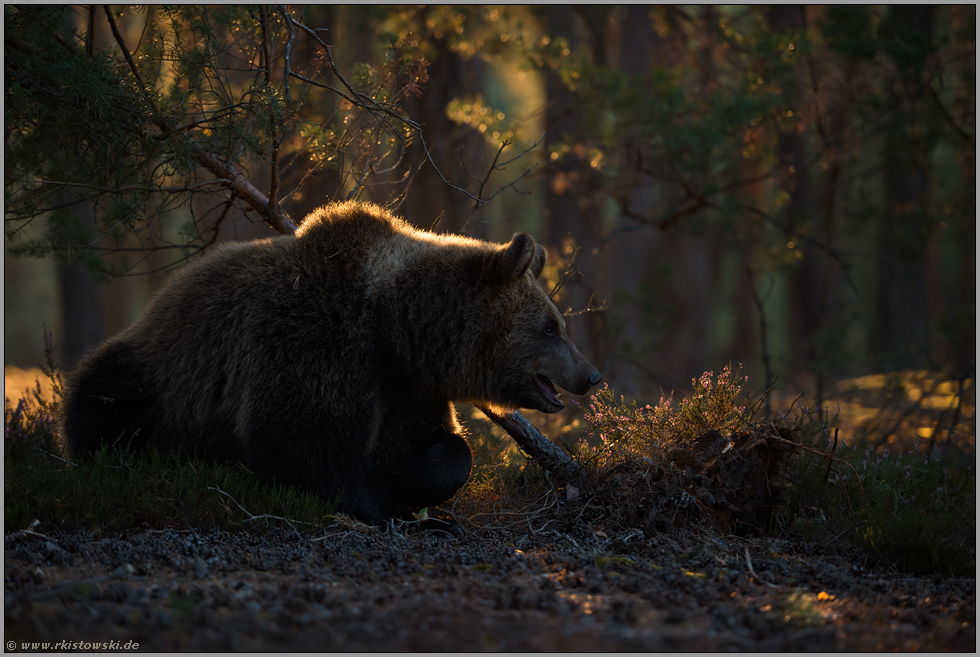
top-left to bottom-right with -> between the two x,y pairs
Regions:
587,370 -> 602,389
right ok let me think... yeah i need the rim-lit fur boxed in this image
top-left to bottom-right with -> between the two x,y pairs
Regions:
61,201 -> 600,525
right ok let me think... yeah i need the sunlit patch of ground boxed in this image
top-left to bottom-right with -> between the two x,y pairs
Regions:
766,370 -> 976,456
4,366 -> 55,404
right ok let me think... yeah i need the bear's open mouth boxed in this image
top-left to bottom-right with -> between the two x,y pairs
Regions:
534,374 -> 563,408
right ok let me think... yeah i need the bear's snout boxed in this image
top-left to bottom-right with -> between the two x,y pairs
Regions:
569,367 -> 602,396
585,369 -> 602,391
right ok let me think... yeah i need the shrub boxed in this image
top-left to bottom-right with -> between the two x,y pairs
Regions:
578,364 -> 749,469
574,364 -> 976,576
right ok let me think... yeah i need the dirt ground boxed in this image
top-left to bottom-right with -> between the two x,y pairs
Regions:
4,520 -> 975,652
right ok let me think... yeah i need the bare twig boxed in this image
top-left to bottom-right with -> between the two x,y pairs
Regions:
103,5 -> 153,105
207,485 -> 306,541
745,547 -> 779,588
563,295 -> 609,318
9,178 -> 231,195
457,133 -> 546,232
458,140 -> 511,230
872,374 -> 949,449
548,243 -> 580,301
418,135 -> 485,204
10,520 -> 58,543
740,203 -> 858,297
285,16 -> 421,130
46,451 -> 79,468
941,371 -> 968,458
620,193 -> 708,233
765,424 -> 866,502
927,79 -> 974,146
746,266 -> 774,417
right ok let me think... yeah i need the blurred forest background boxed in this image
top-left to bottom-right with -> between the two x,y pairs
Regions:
4,5 -> 975,449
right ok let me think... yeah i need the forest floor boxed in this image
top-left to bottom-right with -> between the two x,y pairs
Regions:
4,520 -> 975,652
4,365 -> 975,651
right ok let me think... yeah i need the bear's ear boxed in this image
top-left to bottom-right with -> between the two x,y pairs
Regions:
487,233 -> 538,284
530,244 -> 547,280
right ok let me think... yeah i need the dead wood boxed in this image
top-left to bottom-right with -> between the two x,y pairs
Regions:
476,404 -> 589,489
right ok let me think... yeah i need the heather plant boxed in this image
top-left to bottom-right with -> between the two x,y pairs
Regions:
576,364 -> 975,575
4,388 -> 60,460
6,344 -> 973,576
853,443 -> 974,576
579,363 -> 750,467
4,329 -> 63,459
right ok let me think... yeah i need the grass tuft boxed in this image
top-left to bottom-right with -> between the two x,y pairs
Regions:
786,422 -> 975,576
4,343 -> 334,535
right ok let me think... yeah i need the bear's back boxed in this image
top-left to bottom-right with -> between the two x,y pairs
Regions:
296,201 -> 495,295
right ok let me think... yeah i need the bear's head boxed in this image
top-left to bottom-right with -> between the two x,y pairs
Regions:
479,233 -> 602,414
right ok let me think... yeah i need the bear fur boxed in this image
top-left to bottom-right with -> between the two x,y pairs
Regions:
62,201 -> 601,526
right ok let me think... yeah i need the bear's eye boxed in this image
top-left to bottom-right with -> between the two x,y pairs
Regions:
543,320 -> 559,338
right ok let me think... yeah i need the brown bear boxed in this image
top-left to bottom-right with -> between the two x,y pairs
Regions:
62,201 -> 601,527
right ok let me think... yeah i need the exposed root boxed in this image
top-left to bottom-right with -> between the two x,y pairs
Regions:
555,424 -> 821,538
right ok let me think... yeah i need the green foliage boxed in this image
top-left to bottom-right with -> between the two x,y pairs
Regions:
818,5 -> 878,60
445,94 -> 517,146
4,5 -> 434,276
541,7 -> 804,207
5,6 -> 158,267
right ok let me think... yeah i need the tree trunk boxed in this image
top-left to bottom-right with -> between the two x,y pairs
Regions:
871,5 -> 935,372
401,11 -> 468,232
543,6 -> 603,367
57,202 -> 104,370
595,6 -> 661,395
767,6 -> 827,386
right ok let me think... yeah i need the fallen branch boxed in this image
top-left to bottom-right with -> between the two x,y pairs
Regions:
9,519 -> 58,543
208,485 -> 306,540
476,404 -> 588,489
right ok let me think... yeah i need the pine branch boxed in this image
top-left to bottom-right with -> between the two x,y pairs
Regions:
189,143 -> 297,235
103,5 -> 297,236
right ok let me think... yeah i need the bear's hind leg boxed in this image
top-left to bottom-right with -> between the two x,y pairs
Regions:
62,340 -> 155,459
385,432 -> 473,509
